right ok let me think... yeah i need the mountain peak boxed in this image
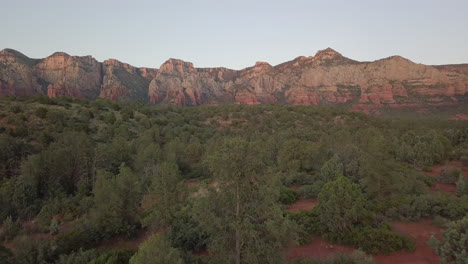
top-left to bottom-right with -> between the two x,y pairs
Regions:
160,58 -> 195,74
314,48 -> 342,59
49,52 -> 70,57
0,48 -> 28,57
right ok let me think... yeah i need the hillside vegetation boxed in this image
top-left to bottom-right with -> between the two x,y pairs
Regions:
0,95 -> 467,264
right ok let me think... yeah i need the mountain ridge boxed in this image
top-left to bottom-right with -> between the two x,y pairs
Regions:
1,48 -> 467,113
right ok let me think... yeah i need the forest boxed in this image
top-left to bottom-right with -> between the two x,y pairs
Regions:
0,95 -> 467,264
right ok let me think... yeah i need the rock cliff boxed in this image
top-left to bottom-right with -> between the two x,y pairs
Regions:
0,48 -> 467,111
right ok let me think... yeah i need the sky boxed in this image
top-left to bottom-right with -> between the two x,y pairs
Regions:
1,0 -> 467,69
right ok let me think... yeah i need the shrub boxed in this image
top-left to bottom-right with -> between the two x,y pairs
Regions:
340,227 -> 416,255
0,244 -> 13,264
56,249 -> 99,264
34,107 -> 48,119
12,237 -> 55,264
298,181 -> 324,199
168,206 -> 209,253
288,210 -> 322,244
50,219 -> 60,235
455,176 -> 466,197
437,168 -> 462,184
129,234 -> 184,264
1,216 -> 18,241
279,187 -> 299,205
290,250 -> 376,264
435,216 -> 468,264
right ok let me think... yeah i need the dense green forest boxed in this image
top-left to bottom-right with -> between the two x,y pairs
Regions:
0,95 -> 467,264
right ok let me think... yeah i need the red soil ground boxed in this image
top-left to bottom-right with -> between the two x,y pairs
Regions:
426,160 -> 468,195
449,113 -> 468,120
374,220 -> 443,264
286,219 -> 443,264
286,160 -> 468,263
287,237 -> 354,260
286,198 -> 318,213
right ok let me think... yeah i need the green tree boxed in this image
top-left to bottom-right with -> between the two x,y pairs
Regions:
1,216 -> 18,241
49,218 -> 59,235
194,138 -> 296,264
90,165 -> 142,238
320,154 -> 343,182
142,162 -> 186,228
317,176 -> 366,234
277,139 -> 317,172
0,244 -> 13,264
455,176 -> 465,197
435,216 -> 468,264
129,234 -> 183,264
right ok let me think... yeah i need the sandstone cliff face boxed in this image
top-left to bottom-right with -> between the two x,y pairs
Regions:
0,49 -> 41,96
0,48 -> 467,110
101,59 -> 157,102
148,59 -> 237,105
0,49 -> 158,102
147,48 -> 467,107
35,52 -> 102,98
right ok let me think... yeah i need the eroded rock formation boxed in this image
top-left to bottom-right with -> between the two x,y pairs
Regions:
1,48 -> 467,110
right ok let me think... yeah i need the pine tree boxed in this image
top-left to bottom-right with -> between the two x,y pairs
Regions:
193,138 -> 296,264
142,162 -> 186,228
90,164 -> 142,238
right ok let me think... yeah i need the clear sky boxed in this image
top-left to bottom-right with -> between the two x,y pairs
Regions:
1,0 -> 467,69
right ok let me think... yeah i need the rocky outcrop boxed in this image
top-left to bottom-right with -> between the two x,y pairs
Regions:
148,48 -> 467,107
148,59 -> 237,105
35,52 -> 102,99
0,48 -> 467,110
100,59 -> 157,102
0,49 -> 41,96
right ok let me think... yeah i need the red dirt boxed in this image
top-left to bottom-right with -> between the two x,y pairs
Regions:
286,199 -> 318,213
287,236 -> 355,260
374,219 -> 443,264
449,113 -> 468,120
426,160 -> 468,195
430,183 -> 457,194
425,160 -> 468,178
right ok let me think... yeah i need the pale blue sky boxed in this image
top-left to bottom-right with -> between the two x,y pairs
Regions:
1,0 -> 467,69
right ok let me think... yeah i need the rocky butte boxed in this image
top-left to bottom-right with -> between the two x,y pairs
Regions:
1,48 -> 467,112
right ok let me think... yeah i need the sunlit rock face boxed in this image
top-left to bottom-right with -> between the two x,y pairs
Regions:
0,48 -> 467,108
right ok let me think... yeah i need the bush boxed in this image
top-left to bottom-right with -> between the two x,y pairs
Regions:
279,187 -> 299,205
0,244 -> 13,264
435,216 -> 468,264
288,210 -> 322,244
11,237 -> 55,264
56,249 -> 133,264
34,107 -> 48,119
290,250 -> 376,264
437,168 -> 462,184
50,219 -> 60,235
56,249 -> 99,264
339,227 -> 416,255
129,234 -> 184,264
168,206 -> 209,253
298,181 -> 325,199
55,224 -> 100,255
1,216 -> 18,242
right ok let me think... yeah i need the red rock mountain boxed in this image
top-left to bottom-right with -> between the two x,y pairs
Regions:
1,48 -> 467,110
